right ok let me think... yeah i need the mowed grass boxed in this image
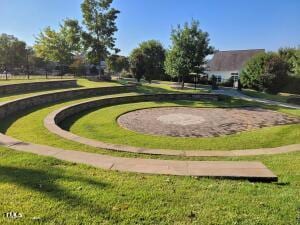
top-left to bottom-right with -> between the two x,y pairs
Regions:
0,146 -> 300,225
67,100 -> 300,150
242,89 -> 300,104
1,83 -> 208,156
2,94 -> 142,157
0,78 -> 121,102
0,77 -> 73,85
136,82 -> 210,94
1,81 -> 300,224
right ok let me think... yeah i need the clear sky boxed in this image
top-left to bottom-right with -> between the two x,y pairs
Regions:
1,0 -> 299,56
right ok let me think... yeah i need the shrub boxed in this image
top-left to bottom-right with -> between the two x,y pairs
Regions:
286,97 -> 300,105
281,76 -> 300,94
240,53 -> 289,94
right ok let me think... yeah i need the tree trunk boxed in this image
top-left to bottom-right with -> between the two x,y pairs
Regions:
4,65 -> 8,80
181,74 -> 185,89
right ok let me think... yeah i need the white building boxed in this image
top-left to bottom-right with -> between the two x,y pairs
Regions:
206,49 -> 265,83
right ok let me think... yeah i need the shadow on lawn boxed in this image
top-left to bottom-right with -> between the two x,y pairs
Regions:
0,165 -> 110,214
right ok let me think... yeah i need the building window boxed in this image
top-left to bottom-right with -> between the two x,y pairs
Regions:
216,75 -> 222,83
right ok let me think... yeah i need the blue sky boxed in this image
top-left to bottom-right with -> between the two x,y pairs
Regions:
1,0 -> 299,56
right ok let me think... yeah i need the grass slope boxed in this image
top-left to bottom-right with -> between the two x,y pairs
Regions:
0,147 -> 299,225
67,100 -> 300,150
0,80 -> 300,224
0,79 -> 120,102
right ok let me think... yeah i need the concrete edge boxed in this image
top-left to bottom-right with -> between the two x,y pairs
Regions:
44,95 -> 300,157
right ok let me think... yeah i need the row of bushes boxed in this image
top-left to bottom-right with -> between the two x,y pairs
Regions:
240,50 -> 299,94
281,75 -> 300,94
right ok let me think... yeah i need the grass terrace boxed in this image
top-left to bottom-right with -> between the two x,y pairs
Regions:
65,100 -> 300,151
0,79 -> 299,224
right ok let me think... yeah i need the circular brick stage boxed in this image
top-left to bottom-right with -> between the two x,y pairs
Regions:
118,107 -> 300,137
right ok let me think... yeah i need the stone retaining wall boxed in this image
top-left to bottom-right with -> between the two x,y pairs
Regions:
53,93 -> 220,124
0,80 -> 78,95
0,85 -> 136,120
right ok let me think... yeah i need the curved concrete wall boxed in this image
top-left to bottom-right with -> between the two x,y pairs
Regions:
0,85 -> 136,120
0,79 -> 78,95
43,93 -> 299,158
52,93 -> 220,124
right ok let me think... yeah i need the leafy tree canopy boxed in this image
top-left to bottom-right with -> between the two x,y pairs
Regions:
138,40 -> 166,82
240,52 -> 289,94
106,54 -> 129,74
0,33 -> 27,68
164,20 -> 214,88
34,19 -> 82,66
129,48 -> 146,82
129,40 -> 166,82
278,47 -> 300,76
81,0 -> 120,65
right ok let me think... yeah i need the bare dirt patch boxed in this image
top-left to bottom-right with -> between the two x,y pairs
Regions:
117,107 -> 300,137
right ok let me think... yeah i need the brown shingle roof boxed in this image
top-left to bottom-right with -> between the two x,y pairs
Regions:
207,49 -> 265,71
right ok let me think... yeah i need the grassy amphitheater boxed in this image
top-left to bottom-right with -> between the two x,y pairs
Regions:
0,78 -> 299,224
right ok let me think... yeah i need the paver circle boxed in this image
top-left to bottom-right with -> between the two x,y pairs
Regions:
117,107 -> 300,137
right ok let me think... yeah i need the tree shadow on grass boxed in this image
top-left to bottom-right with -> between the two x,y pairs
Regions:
0,165 -> 111,215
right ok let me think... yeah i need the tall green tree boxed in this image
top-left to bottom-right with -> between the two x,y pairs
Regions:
129,40 -> 166,83
106,54 -> 129,74
139,40 -> 166,83
164,20 -> 214,88
129,48 -> 146,82
0,34 -> 27,70
34,19 -> 82,73
81,0 -> 120,65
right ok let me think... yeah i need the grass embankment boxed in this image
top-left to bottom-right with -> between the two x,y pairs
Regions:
1,94 -> 141,157
2,83 -> 299,152
0,79 -> 121,102
67,100 -> 300,150
0,146 -> 299,224
0,81 -> 300,224
242,89 -> 300,104
0,77 -> 73,85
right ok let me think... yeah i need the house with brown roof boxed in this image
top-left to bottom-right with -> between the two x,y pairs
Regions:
206,49 -> 265,83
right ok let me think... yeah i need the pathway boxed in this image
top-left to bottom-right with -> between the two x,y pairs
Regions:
213,88 -> 300,109
0,133 -> 277,182
182,83 -> 300,109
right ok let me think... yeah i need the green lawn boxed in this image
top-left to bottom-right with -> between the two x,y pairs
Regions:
0,77 -> 72,85
1,81 -> 300,224
136,82 -> 209,94
242,89 -> 300,104
0,78 -> 121,102
67,100 -> 300,151
2,94 -> 145,158
0,146 -> 299,224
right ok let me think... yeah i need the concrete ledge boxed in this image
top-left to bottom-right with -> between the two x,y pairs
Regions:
0,85 -> 136,120
52,93 -> 220,124
0,89 -> 278,180
0,79 -> 78,95
0,133 -> 277,182
44,94 -> 300,157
